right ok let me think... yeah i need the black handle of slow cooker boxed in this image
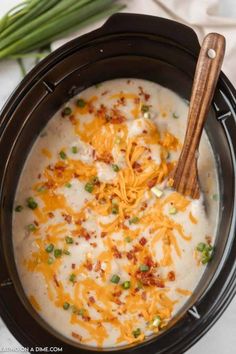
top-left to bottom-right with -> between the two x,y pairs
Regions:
99,13 -> 201,56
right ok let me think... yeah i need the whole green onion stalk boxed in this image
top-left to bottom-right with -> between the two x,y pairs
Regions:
0,0 -> 125,60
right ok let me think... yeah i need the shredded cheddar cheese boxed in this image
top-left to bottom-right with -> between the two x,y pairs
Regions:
13,79 -> 217,348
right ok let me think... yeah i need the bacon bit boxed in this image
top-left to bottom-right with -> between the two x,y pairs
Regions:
126,250 -> 137,264
138,86 -> 150,101
87,102 -> 95,114
121,222 -> 129,230
147,156 -> 152,160
45,181 -> 54,190
90,242 -> 97,248
84,260 -> 93,271
71,263 -> 76,269
96,104 -> 107,118
48,212 -> 54,219
113,298 -> 123,305
127,79 -> 131,84
94,260 -> 101,272
134,97 -> 140,104
34,220 -> 39,227
83,315 -> 91,322
112,290 -> 122,298
141,291 -> 147,301
120,149 -> 126,153
55,164 -> 66,172
132,161 -> 143,172
144,255 -> 157,268
101,90 -> 108,96
118,96 -> 126,106
168,271 -> 176,281
53,274 -> 60,288
75,219 -> 82,225
47,164 -> 54,171
96,152 -> 113,164
143,130 -> 148,134
71,332 -> 82,341
80,228 -> 91,240
109,109 -> 125,124
69,115 -> 76,125
89,296 -> 95,304
135,270 -> 164,288
112,246 -> 122,259
141,202 -> 148,211
37,173 -> 41,179
62,213 -> 72,224
205,235 -> 212,244
101,232 -> 107,238
139,237 -> 147,246
147,177 -> 158,189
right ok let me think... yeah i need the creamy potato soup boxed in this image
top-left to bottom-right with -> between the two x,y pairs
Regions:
13,79 -> 218,347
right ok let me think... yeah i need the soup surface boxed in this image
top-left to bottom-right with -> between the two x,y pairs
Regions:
13,79 -> 218,347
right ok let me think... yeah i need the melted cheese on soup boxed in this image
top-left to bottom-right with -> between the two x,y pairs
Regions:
13,79 -> 218,347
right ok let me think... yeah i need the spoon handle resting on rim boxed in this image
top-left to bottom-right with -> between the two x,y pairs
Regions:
169,32 -> 225,199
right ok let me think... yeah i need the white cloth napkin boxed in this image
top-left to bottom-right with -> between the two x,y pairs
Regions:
0,0 -> 236,111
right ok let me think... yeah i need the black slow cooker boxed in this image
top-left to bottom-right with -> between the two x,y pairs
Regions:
0,13 -> 235,354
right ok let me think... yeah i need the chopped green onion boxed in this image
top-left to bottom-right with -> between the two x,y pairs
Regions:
122,281 -> 131,289
65,236 -> 73,244
54,249 -> 62,258
59,150 -> 67,160
78,308 -> 85,316
45,243 -> 54,253
111,204 -> 119,215
76,98 -> 86,108
129,216 -> 139,224
137,281 -> 143,289
69,273 -> 76,283
141,105 -> 149,113
37,185 -> 47,193
169,206 -> 177,215
63,250 -> 70,255
172,112 -> 179,119
27,223 -> 36,232
71,146 -> 78,154
71,305 -> 78,314
125,236 -> 132,243
85,182 -> 94,193
152,315 -> 161,327
26,197 -> 38,210
139,264 -> 150,272
62,107 -> 72,116
196,242 -> 214,264
112,164 -> 120,172
63,302 -> 70,310
91,176 -> 99,184
65,182 -> 72,188
151,186 -> 163,198
111,274 -> 120,284
196,242 -> 206,252
47,257 -> 54,265
114,137 -> 121,144
132,328 -> 141,338
15,205 -> 23,212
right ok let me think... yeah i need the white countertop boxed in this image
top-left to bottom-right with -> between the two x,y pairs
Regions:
0,0 -> 236,353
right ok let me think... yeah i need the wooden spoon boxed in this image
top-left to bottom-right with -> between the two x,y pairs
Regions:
169,33 -> 225,199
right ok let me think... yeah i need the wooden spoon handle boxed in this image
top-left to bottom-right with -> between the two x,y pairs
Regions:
183,33 -> 225,153
170,33 -> 225,199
